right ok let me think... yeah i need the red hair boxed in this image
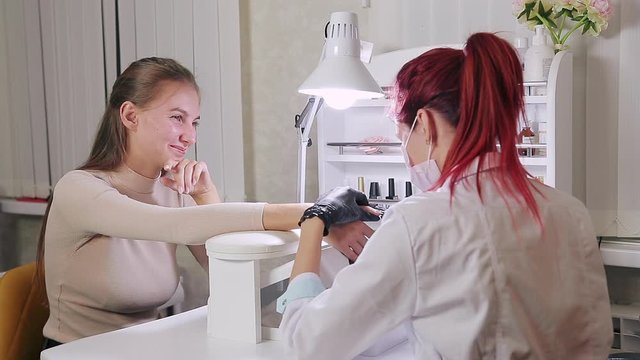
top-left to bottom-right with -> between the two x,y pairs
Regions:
393,32 -> 541,223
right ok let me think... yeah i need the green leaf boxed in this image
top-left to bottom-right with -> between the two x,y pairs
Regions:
538,1 -> 546,15
546,17 -> 558,29
517,9 -> 527,19
582,21 -> 592,34
555,8 -> 571,19
544,8 -> 553,18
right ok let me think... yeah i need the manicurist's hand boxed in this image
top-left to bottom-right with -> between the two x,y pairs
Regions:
160,159 -> 220,204
326,221 -> 374,262
302,187 -> 381,236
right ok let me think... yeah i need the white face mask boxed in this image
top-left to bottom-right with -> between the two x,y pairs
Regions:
400,116 -> 441,192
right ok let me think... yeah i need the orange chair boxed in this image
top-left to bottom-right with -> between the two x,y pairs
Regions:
0,262 -> 49,360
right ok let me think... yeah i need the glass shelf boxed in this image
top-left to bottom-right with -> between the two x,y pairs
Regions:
524,95 -> 547,103
523,81 -> 548,87
518,156 -> 547,166
325,154 -> 404,164
327,142 -> 401,155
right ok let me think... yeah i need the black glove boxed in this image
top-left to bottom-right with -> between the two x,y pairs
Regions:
299,187 -> 381,236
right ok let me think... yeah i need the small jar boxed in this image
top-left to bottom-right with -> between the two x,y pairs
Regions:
519,127 -> 536,157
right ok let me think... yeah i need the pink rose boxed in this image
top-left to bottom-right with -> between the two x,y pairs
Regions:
589,0 -> 613,19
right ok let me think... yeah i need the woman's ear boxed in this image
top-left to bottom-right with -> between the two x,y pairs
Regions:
416,108 -> 437,144
120,101 -> 138,130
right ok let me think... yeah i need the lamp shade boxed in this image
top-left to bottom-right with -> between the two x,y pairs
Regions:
298,12 -> 384,109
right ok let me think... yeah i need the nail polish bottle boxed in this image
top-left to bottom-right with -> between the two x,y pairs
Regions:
369,182 -> 380,200
405,181 -> 413,197
386,178 -> 398,200
357,176 -> 365,192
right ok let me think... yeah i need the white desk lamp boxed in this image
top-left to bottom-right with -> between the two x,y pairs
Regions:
295,11 -> 384,202
205,12 -> 383,345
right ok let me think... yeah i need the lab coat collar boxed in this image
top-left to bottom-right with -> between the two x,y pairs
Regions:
436,152 -> 501,193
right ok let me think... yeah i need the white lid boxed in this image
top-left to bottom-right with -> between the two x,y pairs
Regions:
514,37 -> 528,49
532,25 -> 547,46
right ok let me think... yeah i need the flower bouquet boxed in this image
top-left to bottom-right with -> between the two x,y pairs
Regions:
513,0 -> 613,51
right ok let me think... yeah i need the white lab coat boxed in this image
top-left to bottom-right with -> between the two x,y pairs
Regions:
279,158 -> 612,360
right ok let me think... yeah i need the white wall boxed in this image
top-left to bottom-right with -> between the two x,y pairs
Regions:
239,0 -> 370,203
586,0 -> 640,237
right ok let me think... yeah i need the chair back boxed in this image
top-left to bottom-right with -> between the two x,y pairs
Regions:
0,262 -> 49,360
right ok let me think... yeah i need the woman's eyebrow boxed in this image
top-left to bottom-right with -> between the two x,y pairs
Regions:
169,107 -> 188,115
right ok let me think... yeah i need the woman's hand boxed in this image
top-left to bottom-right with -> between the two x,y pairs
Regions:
326,221 -> 374,262
160,159 -> 220,204
300,187 -> 381,235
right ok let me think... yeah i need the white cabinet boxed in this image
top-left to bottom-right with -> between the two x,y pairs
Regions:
611,304 -> 640,352
316,47 -> 578,207
521,51 -> 575,194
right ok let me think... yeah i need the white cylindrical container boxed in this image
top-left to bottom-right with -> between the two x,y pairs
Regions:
538,121 -> 547,144
523,25 -> 554,82
514,37 -> 528,70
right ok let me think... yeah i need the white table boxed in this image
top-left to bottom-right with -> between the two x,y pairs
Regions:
40,306 -> 412,360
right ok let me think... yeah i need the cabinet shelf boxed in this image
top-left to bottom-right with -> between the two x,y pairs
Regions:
325,154 -> 404,163
523,81 -> 548,87
600,239 -> 640,267
518,156 -> 547,166
0,198 -> 47,216
524,95 -> 547,104
611,303 -> 640,321
325,154 -> 547,166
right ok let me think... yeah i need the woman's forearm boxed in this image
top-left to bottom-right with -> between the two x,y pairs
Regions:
262,203 -> 312,230
291,217 -> 325,279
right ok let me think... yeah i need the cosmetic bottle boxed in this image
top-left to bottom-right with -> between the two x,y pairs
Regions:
386,178 -> 397,200
405,181 -> 413,198
513,37 -> 528,71
369,182 -> 380,200
523,25 -> 554,82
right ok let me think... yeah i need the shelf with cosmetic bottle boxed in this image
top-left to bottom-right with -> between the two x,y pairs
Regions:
316,47 -> 575,214
325,142 -> 403,163
324,155 -> 404,164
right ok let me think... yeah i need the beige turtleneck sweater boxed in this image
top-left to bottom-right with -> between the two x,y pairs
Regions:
43,166 -> 265,343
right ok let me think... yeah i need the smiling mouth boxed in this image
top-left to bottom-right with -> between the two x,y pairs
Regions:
169,145 -> 187,155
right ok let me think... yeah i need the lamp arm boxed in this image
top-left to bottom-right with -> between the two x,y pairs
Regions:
295,96 -> 323,203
